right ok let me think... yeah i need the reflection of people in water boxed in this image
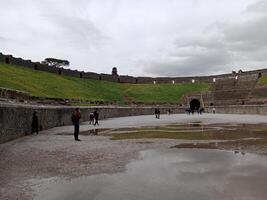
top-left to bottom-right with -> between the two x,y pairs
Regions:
89,129 -> 98,135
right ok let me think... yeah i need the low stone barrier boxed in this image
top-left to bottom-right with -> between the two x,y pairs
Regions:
206,105 -> 267,115
0,103 -> 184,143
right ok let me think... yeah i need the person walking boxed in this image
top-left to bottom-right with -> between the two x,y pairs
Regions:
31,111 -> 39,135
93,109 -> 99,126
71,108 -> 81,141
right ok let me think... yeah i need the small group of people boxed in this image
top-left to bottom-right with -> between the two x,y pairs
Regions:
31,108 -> 100,141
154,108 -> 160,119
185,107 -> 205,115
89,110 -> 99,126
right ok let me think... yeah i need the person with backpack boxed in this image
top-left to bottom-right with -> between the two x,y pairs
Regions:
71,108 -> 81,141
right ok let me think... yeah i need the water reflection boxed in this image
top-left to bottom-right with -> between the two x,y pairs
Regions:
88,129 -> 98,136
33,149 -> 267,200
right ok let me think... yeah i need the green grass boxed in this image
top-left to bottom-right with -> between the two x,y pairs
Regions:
110,130 -> 216,140
0,63 -> 210,104
122,82 -> 209,103
257,75 -> 267,86
109,127 -> 267,140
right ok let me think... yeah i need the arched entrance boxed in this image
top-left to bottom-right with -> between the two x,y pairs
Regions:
190,99 -> 200,111
5,57 -> 10,64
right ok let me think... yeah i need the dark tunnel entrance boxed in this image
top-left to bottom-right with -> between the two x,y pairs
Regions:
190,99 -> 201,111
5,57 -> 10,64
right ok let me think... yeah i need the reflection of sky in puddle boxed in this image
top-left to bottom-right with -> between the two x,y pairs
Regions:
33,149 -> 267,200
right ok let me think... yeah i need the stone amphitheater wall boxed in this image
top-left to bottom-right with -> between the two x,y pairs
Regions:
2,52 -> 267,84
0,103 -> 185,143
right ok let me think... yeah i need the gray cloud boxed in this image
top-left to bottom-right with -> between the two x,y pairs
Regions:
0,0 -> 265,76
44,14 -> 108,49
246,0 -> 267,14
144,0 -> 267,76
224,17 -> 267,51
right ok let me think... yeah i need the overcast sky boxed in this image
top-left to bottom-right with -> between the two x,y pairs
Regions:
0,0 -> 266,76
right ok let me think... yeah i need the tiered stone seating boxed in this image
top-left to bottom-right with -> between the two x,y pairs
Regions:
213,77 -> 236,91
207,75 -> 259,105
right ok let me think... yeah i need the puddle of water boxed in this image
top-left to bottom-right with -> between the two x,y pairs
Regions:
57,129 -> 110,136
32,149 -> 267,200
188,121 -> 202,127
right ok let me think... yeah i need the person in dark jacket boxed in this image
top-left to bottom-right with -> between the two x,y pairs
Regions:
155,108 -> 160,119
154,108 -> 159,119
93,109 -> 99,126
31,111 -> 39,135
71,108 -> 81,141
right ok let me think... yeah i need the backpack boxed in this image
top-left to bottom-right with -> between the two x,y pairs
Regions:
71,114 -> 76,123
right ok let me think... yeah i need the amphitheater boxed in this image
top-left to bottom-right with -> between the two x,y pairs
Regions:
1,52 -> 267,106
1,52 -> 267,143
2,53 -> 267,200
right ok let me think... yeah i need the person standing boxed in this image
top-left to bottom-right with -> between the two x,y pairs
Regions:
212,107 -> 216,114
154,108 -> 158,119
154,108 -> 160,119
31,111 -> 39,135
89,112 -> 94,125
93,109 -> 99,126
71,108 -> 81,141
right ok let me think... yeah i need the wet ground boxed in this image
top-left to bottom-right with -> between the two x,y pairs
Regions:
1,114 -> 267,199
33,149 -> 267,200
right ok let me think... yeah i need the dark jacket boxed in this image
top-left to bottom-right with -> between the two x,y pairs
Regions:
72,112 -> 81,125
93,111 -> 99,120
32,113 -> 38,127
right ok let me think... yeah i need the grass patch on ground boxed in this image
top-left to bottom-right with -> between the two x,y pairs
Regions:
109,124 -> 267,140
0,63 -> 210,104
110,131 -> 216,140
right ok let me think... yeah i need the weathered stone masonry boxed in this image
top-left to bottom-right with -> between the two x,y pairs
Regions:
0,103 -> 184,143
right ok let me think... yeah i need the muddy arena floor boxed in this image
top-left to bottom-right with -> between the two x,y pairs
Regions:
1,114 -> 267,200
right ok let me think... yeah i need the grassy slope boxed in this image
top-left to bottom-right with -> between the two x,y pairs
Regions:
0,63 -> 210,103
257,75 -> 267,86
123,83 -> 209,103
